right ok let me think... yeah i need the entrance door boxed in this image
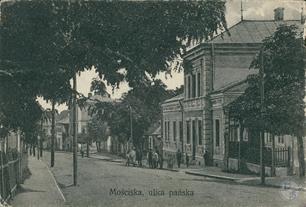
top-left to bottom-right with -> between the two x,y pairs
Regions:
192,120 -> 196,160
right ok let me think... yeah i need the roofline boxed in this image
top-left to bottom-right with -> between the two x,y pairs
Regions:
209,79 -> 247,96
183,19 -> 302,59
162,95 -> 184,104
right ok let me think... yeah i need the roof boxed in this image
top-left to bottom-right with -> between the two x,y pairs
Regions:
187,19 -> 302,53
210,78 -> 247,95
210,20 -> 302,44
144,124 -> 161,136
163,93 -> 184,104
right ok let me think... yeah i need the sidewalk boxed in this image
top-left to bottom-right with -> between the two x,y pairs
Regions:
11,156 -> 66,207
184,167 -> 306,191
238,176 -> 306,190
184,167 -> 256,181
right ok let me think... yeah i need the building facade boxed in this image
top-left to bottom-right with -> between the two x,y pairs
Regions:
162,8 -> 305,174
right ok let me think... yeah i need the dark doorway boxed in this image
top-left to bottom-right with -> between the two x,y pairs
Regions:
192,120 -> 196,160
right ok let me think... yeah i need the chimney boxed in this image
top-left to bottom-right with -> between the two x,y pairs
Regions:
274,7 -> 284,21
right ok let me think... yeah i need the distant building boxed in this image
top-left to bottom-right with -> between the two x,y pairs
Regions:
70,92 -> 114,152
162,8 -> 305,175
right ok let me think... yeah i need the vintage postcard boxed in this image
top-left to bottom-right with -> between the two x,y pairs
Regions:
0,0 -> 306,206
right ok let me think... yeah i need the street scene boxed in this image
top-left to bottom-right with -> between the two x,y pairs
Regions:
1,0 -> 306,207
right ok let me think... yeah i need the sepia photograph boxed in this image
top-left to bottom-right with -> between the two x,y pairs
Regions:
0,0 -> 306,206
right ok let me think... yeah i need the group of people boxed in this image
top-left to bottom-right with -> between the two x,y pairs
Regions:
176,149 -> 209,168
126,147 -> 162,169
147,148 -> 162,169
126,146 -> 210,169
126,147 -> 144,167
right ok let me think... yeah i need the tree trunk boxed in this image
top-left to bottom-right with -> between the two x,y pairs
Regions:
37,143 -> 40,160
297,135 -> 305,177
98,141 -> 101,152
40,139 -> 43,157
33,145 -> 36,157
40,119 -> 43,158
96,141 -> 99,152
51,100 -> 55,167
86,142 -> 89,157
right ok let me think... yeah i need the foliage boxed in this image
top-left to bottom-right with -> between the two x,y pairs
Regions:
0,1 -> 227,142
87,115 -> 109,144
229,24 -> 305,137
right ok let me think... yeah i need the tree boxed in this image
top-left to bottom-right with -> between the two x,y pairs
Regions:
87,116 -> 109,153
1,0 -> 228,184
229,24 -> 305,177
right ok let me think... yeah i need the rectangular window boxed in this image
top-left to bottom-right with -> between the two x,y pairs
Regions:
188,76 -> 191,99
185,77 -> 187,98
186,121 -> 191,144
167,121 -> 170,141
278,135 -> 284,144
192,74 -> 196,98
197,72 -> 201,97
179,121 -> 183,141
173,121 -> 177,141
192,120 -> 196,145
164,121 -> 167,140
198,120 -> 202,145
215,119 -> 220,147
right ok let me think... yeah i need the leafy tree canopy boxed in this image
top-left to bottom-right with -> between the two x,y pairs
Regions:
229,24 -> 305,137
0,1 -> 227,139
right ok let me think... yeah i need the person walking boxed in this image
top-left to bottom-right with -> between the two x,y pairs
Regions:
203,150 -> 209,167
176,149 -> 182,168
153,151 -> 159,169
80,145 -> 84,158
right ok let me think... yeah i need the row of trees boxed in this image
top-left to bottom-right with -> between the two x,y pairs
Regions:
0,0 -> 227,175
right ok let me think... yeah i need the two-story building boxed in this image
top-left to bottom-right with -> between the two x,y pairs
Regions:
162,8 -> 305,175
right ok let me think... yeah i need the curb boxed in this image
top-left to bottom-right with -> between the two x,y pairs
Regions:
185,171 -> 239,182
236,179 -> 306,191
88,156 -> 124,163
40,160 -> 66,202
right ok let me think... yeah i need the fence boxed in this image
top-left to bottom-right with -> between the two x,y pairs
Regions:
229,141 -> 290,167
0,149 -> 25,202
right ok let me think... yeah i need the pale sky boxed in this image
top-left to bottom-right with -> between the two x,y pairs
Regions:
39,0 -> 305,112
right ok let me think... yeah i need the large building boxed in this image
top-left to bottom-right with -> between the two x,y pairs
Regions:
162,8 -> 305,175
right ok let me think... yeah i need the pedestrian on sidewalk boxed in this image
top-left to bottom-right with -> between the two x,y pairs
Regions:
186,153 -> 189,168
153,150 -> 159,169
176,149 -> 182,168
80,146 -> 84,158
203,150 -> 209,167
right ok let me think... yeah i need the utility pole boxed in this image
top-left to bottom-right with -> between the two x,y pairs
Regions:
72,74 -> 78,186
260,50 -> 265,185
51,101 -> 55,167
130,105 -> 133,145
179,100 -> 184,153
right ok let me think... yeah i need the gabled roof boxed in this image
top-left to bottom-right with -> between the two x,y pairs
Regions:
187,19 -> 302,54
210,20 -> 301,44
